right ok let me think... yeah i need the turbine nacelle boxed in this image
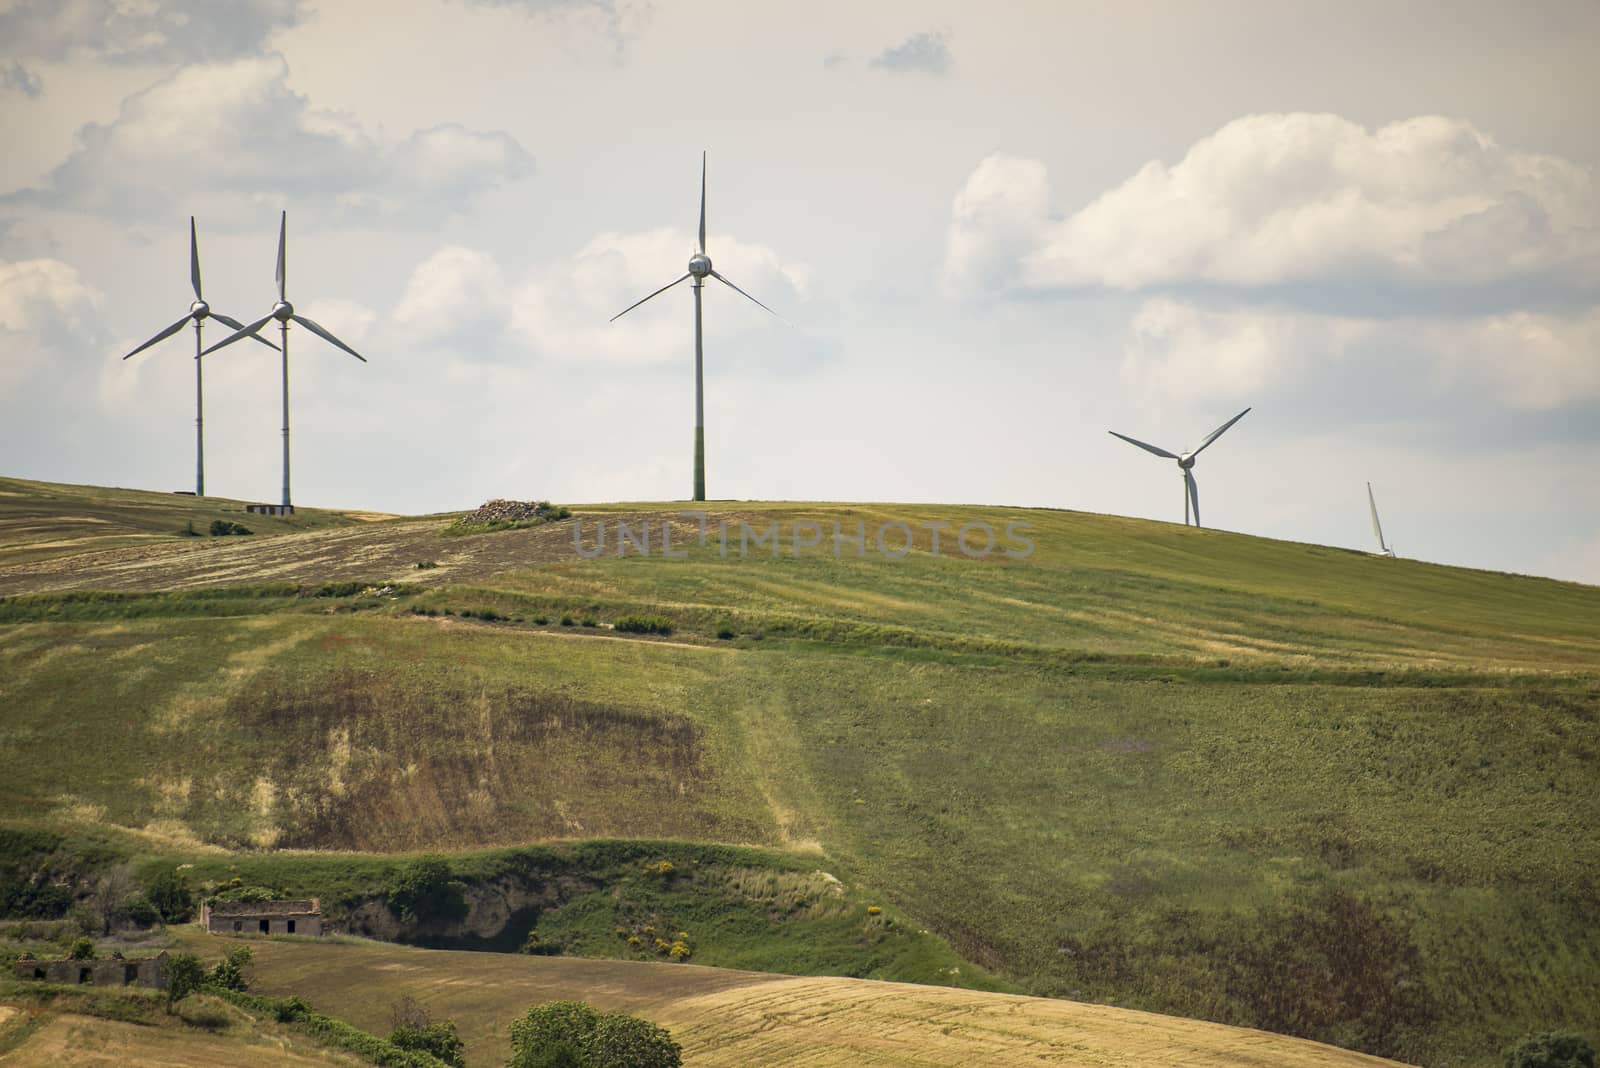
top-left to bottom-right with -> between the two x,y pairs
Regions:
272,300 -> 295,322
1178,454 -> 1196,469
688,252 -> 713,278
189,300 -> 210,321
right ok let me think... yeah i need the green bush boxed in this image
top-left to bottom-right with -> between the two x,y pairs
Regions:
414,561 -> 438,570
211,989 -> 450,1067
144,866 -> 193,923
507,1001 -> 680,1068
68,936 -> 95,960
388,857 -> 467,924
580,617 -> 598,628
613,615 -> 674,636
210,945 -> 252,991
390,1021 -> 465,1067
1506,1032 -> 1597,1068
715,625 -> 735,640
559,614 -> 575,627
209,520 -> 253,536
166,953 -> 206,1010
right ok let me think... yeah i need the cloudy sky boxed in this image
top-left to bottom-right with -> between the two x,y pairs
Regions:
2,1 -> 1597,583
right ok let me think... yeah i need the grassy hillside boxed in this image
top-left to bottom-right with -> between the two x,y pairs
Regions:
201,931 -> 1413,1068
1,478 -> 1597,1066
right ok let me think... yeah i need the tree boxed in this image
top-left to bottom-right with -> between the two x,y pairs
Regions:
165,953 -> 206,1012
507,1001 -> 681,1068
67,936 -> 96,960
89,864 -> 136,935
144,867 -> 194,923
1506,1032 -> 1597,1068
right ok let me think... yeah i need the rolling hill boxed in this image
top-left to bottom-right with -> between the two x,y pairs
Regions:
1,475 -> 1596,1066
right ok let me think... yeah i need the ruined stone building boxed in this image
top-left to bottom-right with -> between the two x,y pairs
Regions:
14,950 -> 169,990
199,897 -> 323,936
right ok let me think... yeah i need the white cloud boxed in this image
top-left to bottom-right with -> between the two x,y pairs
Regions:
941,153 -> 1051,292
1427,306 -> 1600,410
392,246 -> 510,349
0,258 -> 105,388
1120,298 -> 1600,414
945,114 -> 1600,303
0,0 -> 302,65
5,55 -> 529,224
510,227 -> 809,368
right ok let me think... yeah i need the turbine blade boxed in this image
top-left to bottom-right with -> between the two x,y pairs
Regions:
190,216 -> 202,301
698,150 -> 707,254
1187,468 -> 1202,528
122,314 -> 192,360
211,312 -> 280,351
275,210 -> 287,302
1192,406 -> 1251,456
292,314 -> 367,362
610,273 -> 691,322
1367,482 -> 1387,551
1108,430 -> 1179,460
709,270 -> 789,325
201,311 -> 275,356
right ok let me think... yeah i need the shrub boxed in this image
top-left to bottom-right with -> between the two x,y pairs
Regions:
165,953 -> 206,1011
509,1001 -> 601,1068
414,560 -> 438,570
715,625 -> 735,640
580,617 -> 598,628
209,520 -> 252,537
390,1021 -> 465,1067
559,614 -> 575,627
521,929 -> 562,956
124,894 -> 160,928
614,615 -> 674,636
388,857 -> 468,924
532,615 -> 549,625
210,945 -> 252,991
508,1000 -> 681,1068
1505,1032 -> 1597,1068
588,1012 -> 682,1068
68,936 -> 95,960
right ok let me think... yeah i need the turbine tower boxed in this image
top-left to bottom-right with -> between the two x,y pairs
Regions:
202,211 -> 367,507
610,151 -> 785,502
1367,482 -> 1396,557
1108,407 -> 1251,528
121,217 -> 278,496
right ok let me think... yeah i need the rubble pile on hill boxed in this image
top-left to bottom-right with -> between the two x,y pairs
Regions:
446,499 -> 572,533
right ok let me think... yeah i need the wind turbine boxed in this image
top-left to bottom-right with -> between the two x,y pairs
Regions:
121,217 -> 278,497
1367,482 -> 1396,557
609,151 -> 785,502
202,211 -> 367,508
1108,407 -> 1251,528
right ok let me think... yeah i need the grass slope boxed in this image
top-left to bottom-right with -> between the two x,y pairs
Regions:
211,932 -> 1411,1068
1,478 -> 1597,1066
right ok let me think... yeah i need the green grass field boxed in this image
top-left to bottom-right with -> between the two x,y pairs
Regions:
1,478 -> 1596,1066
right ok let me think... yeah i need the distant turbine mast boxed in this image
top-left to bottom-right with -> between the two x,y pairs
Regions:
121,217 -> 278,496
1368,482 -> 1396,557
1108,407 -> 1251,528
610,151 -> 787,502
202,211 -> 367,507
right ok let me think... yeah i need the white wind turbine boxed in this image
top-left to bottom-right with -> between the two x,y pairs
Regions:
609,151 -> 786,502
1367,482 -> 1396,557
1109,408 -> 1251,528
121,217 -> 279,496
201,211 -> 367,508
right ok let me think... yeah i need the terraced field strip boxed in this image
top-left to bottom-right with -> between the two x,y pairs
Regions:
236,936 -> 1413,1067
